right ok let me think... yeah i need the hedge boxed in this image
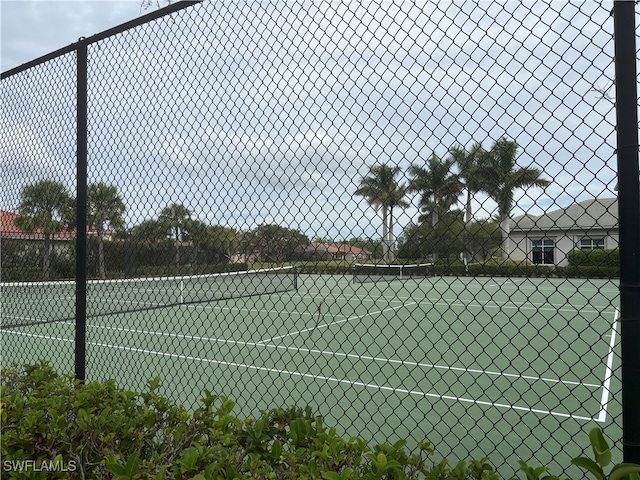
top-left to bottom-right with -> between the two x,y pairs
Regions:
1,362 -> 639,480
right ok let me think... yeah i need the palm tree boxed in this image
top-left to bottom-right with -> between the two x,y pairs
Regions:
477,138 -> 551,260
408,153 -> 463,228
132,218 -> 170,243
451,143 -> 486,227
159,203 -> 192,266
87,182 -> 125,279
451,143 -> 486,266
354,164 -> 408,263
15,180 -> 74,279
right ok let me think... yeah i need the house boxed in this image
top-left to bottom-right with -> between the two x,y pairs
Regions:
304,242 -> 373,261
1,209 -> 116,268
1,209 -> 76,241
1,209 -> 112,241
509,198 -> 618,267
230,251 -> 261,264
334,243 -> 373,261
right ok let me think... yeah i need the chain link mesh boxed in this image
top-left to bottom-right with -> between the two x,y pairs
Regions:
1,0 -> 630,474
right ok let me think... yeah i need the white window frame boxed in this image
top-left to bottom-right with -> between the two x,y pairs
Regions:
531,238 -> 554,265
579,237 -> 605,250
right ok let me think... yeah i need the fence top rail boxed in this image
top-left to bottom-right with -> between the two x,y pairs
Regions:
0,0 -> 201,79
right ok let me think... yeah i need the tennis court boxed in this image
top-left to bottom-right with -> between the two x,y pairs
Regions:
0,270 -> 621,470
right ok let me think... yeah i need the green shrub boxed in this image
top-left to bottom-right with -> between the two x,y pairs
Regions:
295,261 -> 354,276
1,362 -> 639,479
464,260 -> 555,278
565,249 -> 620,278
567,249 -> 619,268
0,267 -> 43,282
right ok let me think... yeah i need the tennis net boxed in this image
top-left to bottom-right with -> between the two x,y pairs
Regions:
1,266 -> 297,329
352,263 -> 433,283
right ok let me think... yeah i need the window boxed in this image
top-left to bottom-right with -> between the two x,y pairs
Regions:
532,239 -> 554,264
580,238 -> 605,250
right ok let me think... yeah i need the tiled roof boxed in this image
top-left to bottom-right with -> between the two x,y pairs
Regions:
511,198 -> 618,231
305,242 -> 372,255
0,210 -> 108,240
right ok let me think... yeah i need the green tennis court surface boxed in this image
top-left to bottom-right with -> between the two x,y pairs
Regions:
1,273 -> 621,471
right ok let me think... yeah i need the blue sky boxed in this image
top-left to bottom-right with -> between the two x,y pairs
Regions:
1,1 -> 620,241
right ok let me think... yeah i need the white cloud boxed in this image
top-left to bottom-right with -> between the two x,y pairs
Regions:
1,0 -> 620,240
1,1 -> 142,72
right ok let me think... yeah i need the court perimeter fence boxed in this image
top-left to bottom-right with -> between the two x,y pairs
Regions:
2,0 -> 640,474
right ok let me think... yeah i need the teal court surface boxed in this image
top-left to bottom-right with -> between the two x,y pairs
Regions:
1,272 -> 621,471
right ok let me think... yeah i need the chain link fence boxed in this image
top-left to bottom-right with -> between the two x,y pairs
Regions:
2,0 -> 638,474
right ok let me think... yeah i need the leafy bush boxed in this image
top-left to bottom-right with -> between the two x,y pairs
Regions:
567,249 -> 619,268
2,362 -> 639,479
464,260 -> 555,278
0,267 -> 43,282
565,249 -> 620,278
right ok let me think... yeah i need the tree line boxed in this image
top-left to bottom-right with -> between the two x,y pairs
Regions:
7,180 -> 316,280
7,137 -> 549,280
355,137 -> 551,263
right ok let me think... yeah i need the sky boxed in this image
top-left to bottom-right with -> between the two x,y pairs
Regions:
1,1 -> 150,72
0,0 -> 622,242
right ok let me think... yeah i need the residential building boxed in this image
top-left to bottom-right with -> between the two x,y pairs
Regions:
303,242 -> 373,261
509,198 -> 618,267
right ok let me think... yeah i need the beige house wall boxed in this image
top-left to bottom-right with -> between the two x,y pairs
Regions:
509,228 -> 619,267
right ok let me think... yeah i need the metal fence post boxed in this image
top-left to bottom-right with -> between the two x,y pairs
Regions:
614,0 -> 640,464
75,38 -> 88,382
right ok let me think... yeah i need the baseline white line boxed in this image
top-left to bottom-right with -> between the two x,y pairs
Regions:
285,290 -> 606,316
255,301 -> 417,345
4,328 -> 597,421
595,308 -> 619,423
5,321 -> 601,390
288,292 -> 608,316
183,302 -> 350,320
1,330 -> 73,343
82,340 -> 594,422
257,343 -> 601,389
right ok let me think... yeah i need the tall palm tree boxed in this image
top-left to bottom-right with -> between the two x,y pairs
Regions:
132,218 -> 170,243
477,138 -> 551,260
451,142 -> 486,227
451,143 -> 486,266
354,164 -> 408,263
15,180 -> 74,279
159,203 -> 192,266
408,153 -> 463,228
87,182 -> 125,279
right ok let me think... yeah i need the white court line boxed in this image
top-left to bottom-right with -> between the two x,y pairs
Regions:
284,290 -> 609,316
3,328 -> 599,421
4,296 -> 611,423
257,343 -> 600,389
58,284 -> 607,319
184,302 -> 349,321
81,322 -> 598,388
173,284 -> 603,317
2,330 -> 73,343
413,298 -> 604,315
255,301 -> 417,345
8,321 -> 601,392
595,308 -> 619,424
87,338 -> 600,422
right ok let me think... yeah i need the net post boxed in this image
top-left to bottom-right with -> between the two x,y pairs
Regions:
75,38 -> 88,383
614,0 -> 640,464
